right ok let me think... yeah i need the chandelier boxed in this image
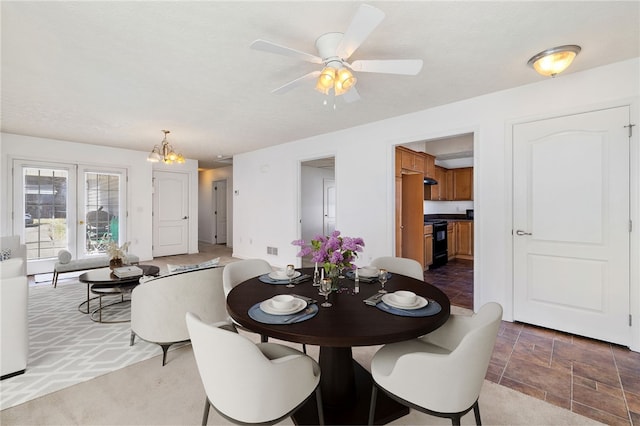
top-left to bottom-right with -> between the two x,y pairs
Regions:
147,130 -> 185,164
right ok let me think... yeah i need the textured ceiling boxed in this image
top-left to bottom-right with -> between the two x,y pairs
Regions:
2,1 -> 639,168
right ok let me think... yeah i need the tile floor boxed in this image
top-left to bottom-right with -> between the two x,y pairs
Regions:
425,259 -> 639,426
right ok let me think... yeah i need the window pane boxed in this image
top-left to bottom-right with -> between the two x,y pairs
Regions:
84,172 -> 121,255
23,168 -> 68,260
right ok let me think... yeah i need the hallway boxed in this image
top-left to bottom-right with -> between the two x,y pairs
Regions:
425,259 -> 639,426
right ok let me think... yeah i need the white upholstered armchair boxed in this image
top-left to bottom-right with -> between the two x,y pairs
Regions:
368,302 -> 503,425
186,313 -> 324,425
370,256 -> 424,281
130,266 -> 230,366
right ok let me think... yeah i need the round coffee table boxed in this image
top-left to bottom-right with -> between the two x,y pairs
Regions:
78,265 -> 159,323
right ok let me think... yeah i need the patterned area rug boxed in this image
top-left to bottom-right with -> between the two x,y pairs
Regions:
1,280 -> 161,410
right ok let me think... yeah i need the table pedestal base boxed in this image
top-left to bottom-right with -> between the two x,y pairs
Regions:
293,347 -> 409,425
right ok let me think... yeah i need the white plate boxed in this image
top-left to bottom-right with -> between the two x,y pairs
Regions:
268,271 -> 301,280
260,297 -> 306,315
382,294 -> 428,310
358,266 -> 379,278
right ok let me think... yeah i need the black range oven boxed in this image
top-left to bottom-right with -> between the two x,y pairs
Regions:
427,220 -> 448,268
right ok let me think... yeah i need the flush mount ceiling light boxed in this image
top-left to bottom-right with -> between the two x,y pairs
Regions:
527,45 -> 581,77
147,130 -> 185,164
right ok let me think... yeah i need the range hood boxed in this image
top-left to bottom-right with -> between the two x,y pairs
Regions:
424,177 -> 438,185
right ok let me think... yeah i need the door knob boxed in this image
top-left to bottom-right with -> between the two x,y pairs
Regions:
182,216 -> 188,219
516,230 -> 532,236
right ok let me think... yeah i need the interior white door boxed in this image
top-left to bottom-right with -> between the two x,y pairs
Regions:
323,178 -> 336,235
213,179 -> 227,244
513,106 -> 630,345
153,171 -> 189,257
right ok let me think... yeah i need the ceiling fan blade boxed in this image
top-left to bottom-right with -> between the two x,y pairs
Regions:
250,39 -> 323,64
350,59 -> 424,75
342,86 -> 361,103
336,4 -> 385,59
272,71 -> 321,94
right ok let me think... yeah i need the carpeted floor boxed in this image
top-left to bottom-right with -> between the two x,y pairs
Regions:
1,242 -> 238,411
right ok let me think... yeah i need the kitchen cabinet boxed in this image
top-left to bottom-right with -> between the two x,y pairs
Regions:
455,221 -> 473,259
425,166 -> 472,201
398,146 -> 425,174
424,224 -> 433,269
424,153 -> 435,180
395,147 -> 425,269
425,166 -> 448,200
395,176 -> 402,256
447,222 -> 455,260
452,167 -> 473,200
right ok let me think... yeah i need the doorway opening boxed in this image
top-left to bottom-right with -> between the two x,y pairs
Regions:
300,157 -> 335,268
399,133 -> 475,310
212,179 -> 228,245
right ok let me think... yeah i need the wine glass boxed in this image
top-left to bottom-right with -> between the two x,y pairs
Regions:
378,268 -> 388,294
285,264 -> 296,288
319,278 -> 333,307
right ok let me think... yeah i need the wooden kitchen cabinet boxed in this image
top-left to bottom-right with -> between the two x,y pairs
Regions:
455,221 -> 474,259
395,176 -> 402,256
452,167 -> 473,200
395,147 -> 426,269
401,173 -> 426,269
424,153 -> 435,180
424,224 -> 433,269
398,146 -> 425,174
447,222 -> 456,260
426,166 -> 448,200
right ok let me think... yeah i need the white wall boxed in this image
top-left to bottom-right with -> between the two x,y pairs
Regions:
1,133 -> 200,270
232,58 -> 640,351
198,166 -> 233,246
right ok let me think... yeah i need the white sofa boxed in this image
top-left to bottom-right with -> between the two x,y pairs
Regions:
130,266 -> 230,366
1,236 -> 28,379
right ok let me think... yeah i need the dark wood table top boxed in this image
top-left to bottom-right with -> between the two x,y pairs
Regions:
78,264 -> 159,286
226,267 -> 451,347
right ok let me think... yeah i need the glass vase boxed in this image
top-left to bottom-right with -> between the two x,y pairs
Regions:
327,267 -> 340,291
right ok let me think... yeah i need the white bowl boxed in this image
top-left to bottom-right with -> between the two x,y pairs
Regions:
271,270 -> 289,279
271,294 -> 295,310
358,266 -> 379,278
392,290 -> 417,306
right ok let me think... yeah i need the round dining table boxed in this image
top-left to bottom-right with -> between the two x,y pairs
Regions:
226,267 -> 451,425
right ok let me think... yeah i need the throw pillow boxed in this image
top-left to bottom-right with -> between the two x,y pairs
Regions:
0,248 -> 11,261
166,257 -> 220,274
58,249 -> 72,264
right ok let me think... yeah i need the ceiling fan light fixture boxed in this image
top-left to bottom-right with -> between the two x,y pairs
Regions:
527,45 -> 581,77
335,68 -> 357,94
315,66 -> 336,94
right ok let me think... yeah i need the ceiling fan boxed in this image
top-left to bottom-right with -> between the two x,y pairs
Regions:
250,3 -> 423,103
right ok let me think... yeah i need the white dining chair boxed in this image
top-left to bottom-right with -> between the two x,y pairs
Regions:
223,259 -> 307,353
368,302 -> 503,425
186,312 -> 324,425
370,256 -> 424,281
222,258 -> 272,297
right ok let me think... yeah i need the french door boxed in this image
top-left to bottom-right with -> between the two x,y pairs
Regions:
12,160 -> 127,275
